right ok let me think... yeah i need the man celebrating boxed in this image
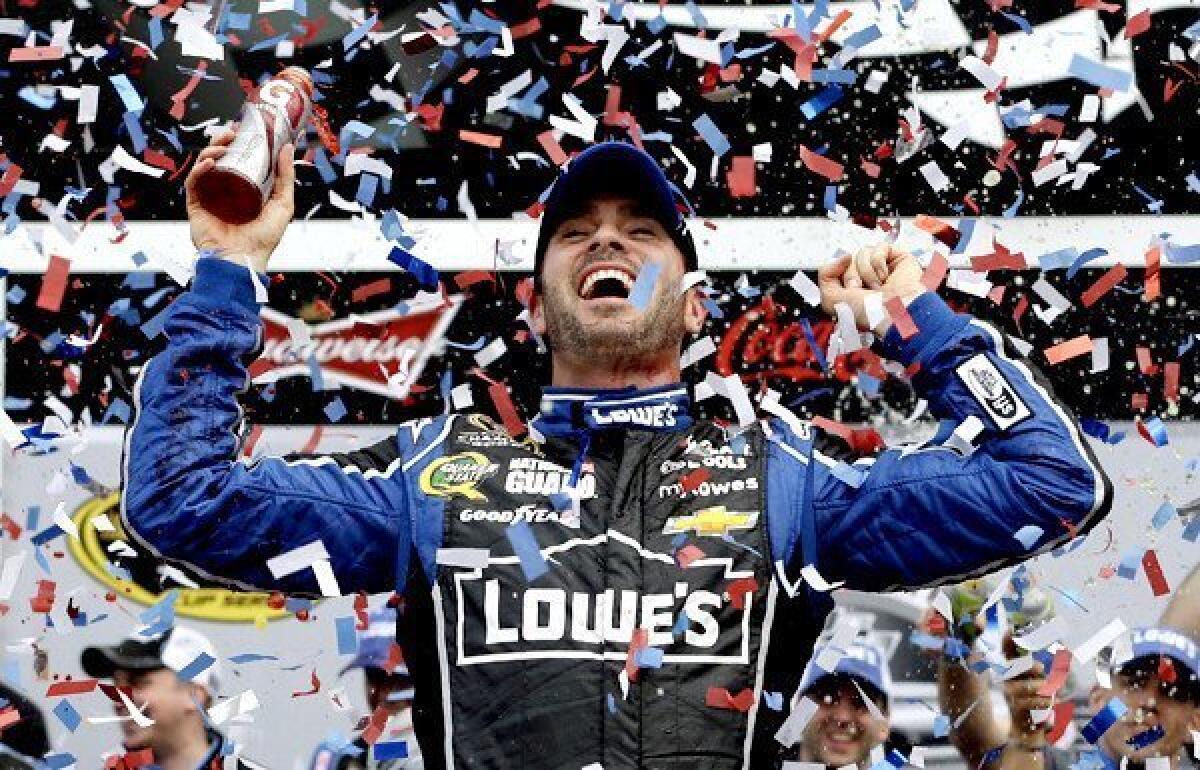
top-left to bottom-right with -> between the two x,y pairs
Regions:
82,626 -> 266,769
121,135 -> 1112,769
789,641 -> 896,768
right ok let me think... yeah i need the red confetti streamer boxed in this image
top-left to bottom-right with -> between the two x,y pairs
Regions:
0,163 -> 23,197
291,669 -> 321,697
537,131 -> 568,166
454,271 -> 496,290
1164,362 -> 1180,403
510,16 -> 543,38
46,679 -> 99,697
36,255 -> 71,313
1044,335 -> 1093,365
360,705 -> 390,745
922,252 -> 949,291
1158,656 -> 1177,684
1142,550 -> 1170,596
169,60 -> 207,121
680,468 -> 711,493
299,425 -> 325,454
0,514 -> 21,540
459,130 -> 503,149
1144,245 -> 1161,301
351,278 -> 392,303
812,415 -> 854,443
1037,649 -> 1072,697
1046,702 -> 1075,744
1135,346 -> 1159,376
884,296 -> 919,339
725,577 -> 758,610
914,215 -> 961,249
7,46 -> 65,62
1081,264 -> 1127,307
625,628 -> 648,682
726,156 -> 757,198
1131,393 -> 1148,412
972,247 -> 1026,272
705,687 -> 756,712
29,580 -> 55,614
487,381 -> 527,437
1124,10 -> 1151,37
675,545 -> 705,568
798,145 -> 844,182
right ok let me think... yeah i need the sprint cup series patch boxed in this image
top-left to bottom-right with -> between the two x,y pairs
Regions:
955,354 -> 1032,431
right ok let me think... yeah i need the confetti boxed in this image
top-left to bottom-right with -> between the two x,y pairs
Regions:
1044,335 -> 1093,365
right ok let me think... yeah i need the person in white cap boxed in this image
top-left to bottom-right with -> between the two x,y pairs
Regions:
790,640 -> 896,768
82,625 -> 267,770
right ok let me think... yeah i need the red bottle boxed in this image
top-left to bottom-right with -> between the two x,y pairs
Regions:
193,67 -> 314,224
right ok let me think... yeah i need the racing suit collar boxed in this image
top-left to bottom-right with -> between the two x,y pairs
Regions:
533,384 -> 693,437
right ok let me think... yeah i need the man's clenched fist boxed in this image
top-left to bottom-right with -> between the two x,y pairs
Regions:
818,244 -> 927,337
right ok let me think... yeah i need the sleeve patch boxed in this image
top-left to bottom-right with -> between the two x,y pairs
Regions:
954,353 -> 1032,431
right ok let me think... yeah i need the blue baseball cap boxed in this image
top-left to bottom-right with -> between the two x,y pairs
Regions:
340,609 -> 408,676
533,142 -> 698,286
1112,626 -> 1200,685
798,641 -> 892,706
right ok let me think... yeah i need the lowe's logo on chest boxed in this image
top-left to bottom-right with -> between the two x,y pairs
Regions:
590,402 -> 679,428
451,531 -> 756,666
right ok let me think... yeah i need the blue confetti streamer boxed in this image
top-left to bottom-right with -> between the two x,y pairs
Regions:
800,85 -> 844,120
1082,698 -> 1127,744
1067,248 -> 1108,279
53,699 -> 81,732
627,263 -> 661,310
336,616 -> 358,655
1150,501 -> 1176,530
374,741 -> 409,760
109,75 -> 145,113
1069,55 -> 1134,92
507,520 -> 548,582
692,115 -> 730,157
177,652 -> 216,683
343,13 -> 378,51
387,246 -> 440,290
228,654 -> 279,664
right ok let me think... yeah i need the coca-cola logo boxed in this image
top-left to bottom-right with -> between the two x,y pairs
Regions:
715,299 -> 860,385
248,300 -> 460,399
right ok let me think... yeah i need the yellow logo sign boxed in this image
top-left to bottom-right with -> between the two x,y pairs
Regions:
68,494 -> 288,624
663,506 -> 760,537
419,453 -> 498,500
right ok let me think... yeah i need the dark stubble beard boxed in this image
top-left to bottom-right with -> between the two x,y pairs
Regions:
541,271 -> 689,365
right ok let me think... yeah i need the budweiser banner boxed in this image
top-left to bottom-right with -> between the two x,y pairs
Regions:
4,267 -> 1194,427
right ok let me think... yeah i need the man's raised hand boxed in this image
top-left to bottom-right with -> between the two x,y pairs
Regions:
184,128 -> 295,274
818,245 -> 926,336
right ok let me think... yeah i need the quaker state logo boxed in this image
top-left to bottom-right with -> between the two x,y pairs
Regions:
419,452 -> 499,501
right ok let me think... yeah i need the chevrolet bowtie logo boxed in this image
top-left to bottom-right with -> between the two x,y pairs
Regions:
663,507 -> 759,537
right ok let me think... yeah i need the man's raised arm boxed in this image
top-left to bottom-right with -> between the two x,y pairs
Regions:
782,247 -> 1113,590
120,131 -> 408,596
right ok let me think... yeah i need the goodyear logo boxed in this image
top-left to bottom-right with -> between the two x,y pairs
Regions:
663,506 -> 760,537
68,494 -> 287,624
419,452 -> 499,500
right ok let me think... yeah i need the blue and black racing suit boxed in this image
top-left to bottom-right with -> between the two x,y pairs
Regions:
122,258 -> 1112,770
